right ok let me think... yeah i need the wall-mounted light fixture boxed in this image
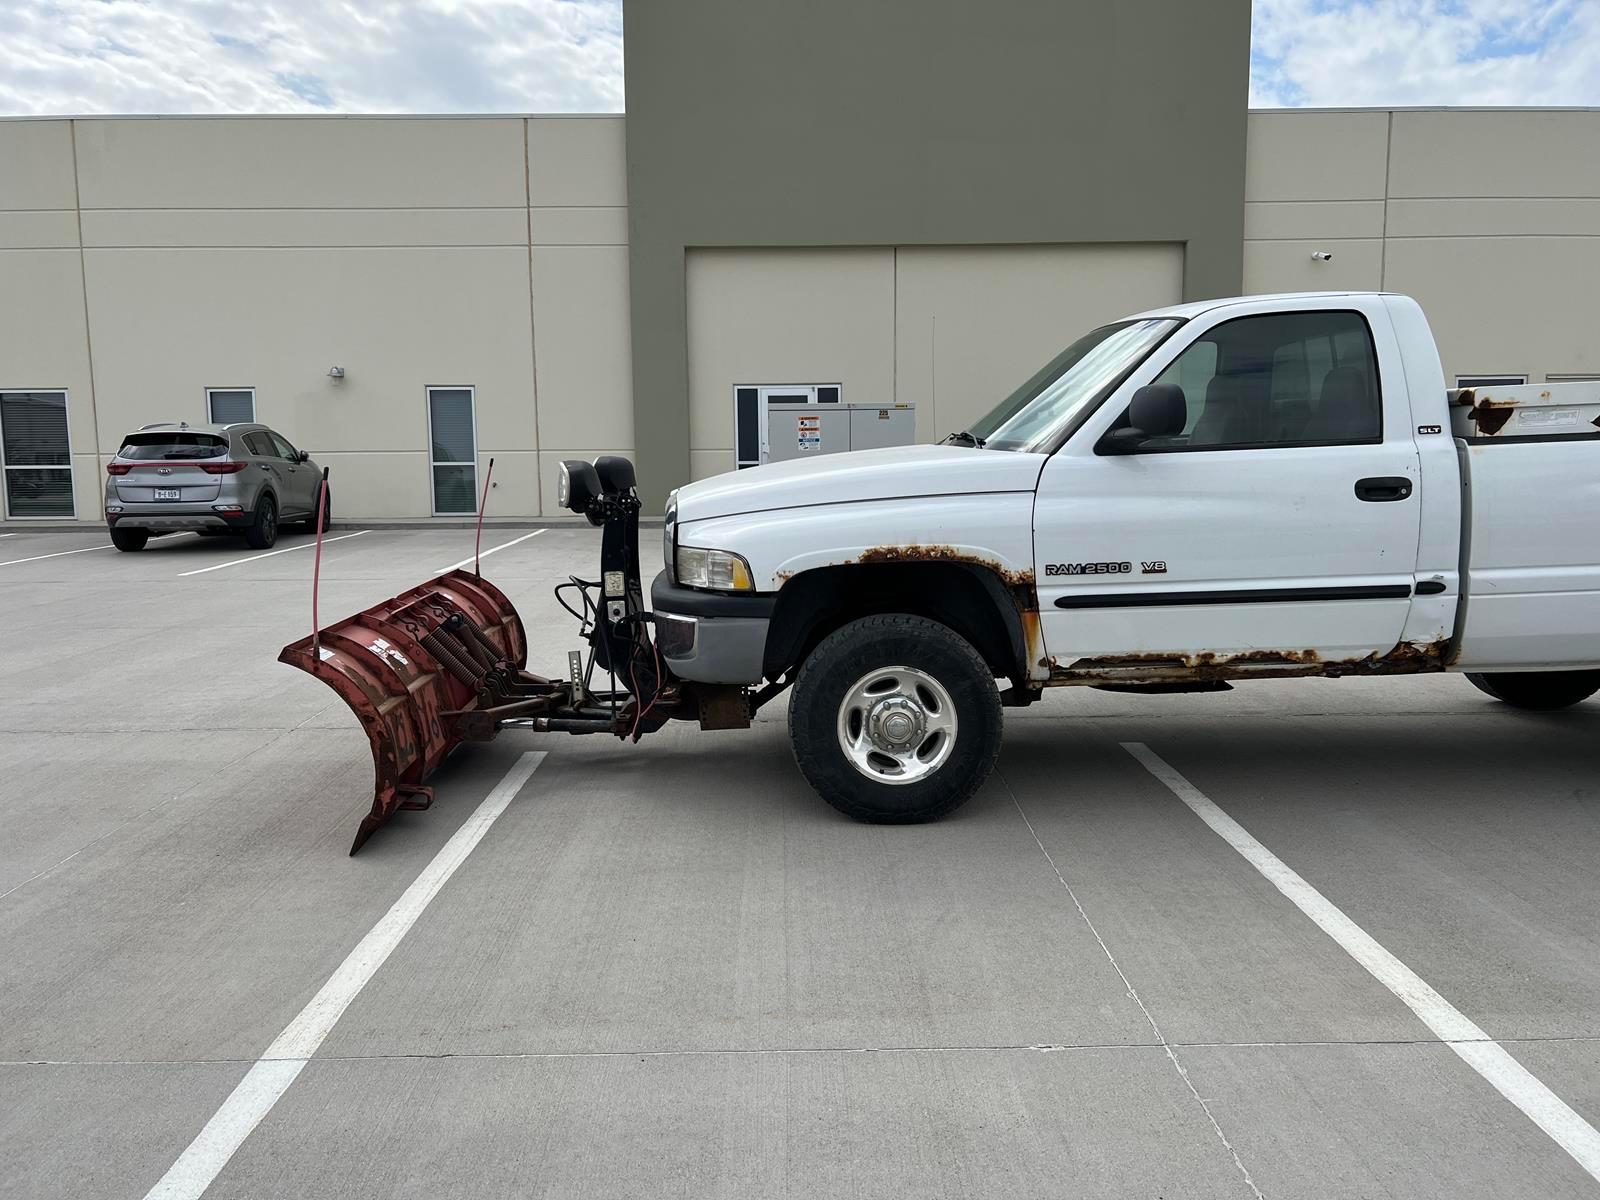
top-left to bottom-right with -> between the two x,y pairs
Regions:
327,366 -> 345,380
1310,251 -> 1333,262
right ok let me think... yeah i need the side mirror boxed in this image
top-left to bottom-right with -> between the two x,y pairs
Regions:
1129,383 -> 1186,437
296,450 -> 311,463
1101,384 -> 1186,454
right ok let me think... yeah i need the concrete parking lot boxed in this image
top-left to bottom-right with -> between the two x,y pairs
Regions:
2,524 -> 1599,1199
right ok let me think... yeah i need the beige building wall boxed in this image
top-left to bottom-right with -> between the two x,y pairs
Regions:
1244,107 -> 1600,384
685,243 -> 1183,478
0,114 -> 630,524
7,107 -> 1600,524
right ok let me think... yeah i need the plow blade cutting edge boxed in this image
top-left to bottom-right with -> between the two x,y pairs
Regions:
278,569 -> 532,854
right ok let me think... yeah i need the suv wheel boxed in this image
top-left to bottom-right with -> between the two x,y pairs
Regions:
1465,670 -> 1600,710
109,527 -> 149,552
245,494 -> 278,549
789,613 -> 1002,823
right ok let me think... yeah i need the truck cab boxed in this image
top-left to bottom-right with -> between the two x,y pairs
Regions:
651,292 -> 1600,823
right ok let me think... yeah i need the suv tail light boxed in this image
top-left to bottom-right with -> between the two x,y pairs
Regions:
199,461 -> 248,474
106,462 -> 131,475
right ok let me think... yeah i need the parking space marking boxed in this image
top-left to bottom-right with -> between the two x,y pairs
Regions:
176,530 -> 370,577
435,528 -> 545,573
141,750 -> 546,1200
0,542 -> 112,566
1122,741 -> 1600,1184
0,531 -> 16,537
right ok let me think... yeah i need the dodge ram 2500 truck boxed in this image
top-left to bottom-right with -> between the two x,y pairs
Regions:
649,291 -> 1600,823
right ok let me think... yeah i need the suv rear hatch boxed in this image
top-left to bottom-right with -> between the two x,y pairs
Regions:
110,432 -> 232,502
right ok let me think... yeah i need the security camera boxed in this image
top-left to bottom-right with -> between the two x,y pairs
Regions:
1311,251 -> 1333,262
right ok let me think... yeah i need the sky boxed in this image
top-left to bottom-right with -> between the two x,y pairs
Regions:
0,0 -> 1597,117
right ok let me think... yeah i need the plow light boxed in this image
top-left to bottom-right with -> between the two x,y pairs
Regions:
557,459 -> 601,514
677,546 -> 754,592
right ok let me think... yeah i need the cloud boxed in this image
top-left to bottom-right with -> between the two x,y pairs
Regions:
0,0 -> 624,115
1251,0 -> 1600,107
1,0 -> 1595,117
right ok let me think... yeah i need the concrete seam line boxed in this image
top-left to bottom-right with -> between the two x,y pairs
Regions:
140,750 -> 547,1200
999,771 -> 1267,1200
1121,740 -> 1600,1184
176,530 -> 370,576
0,543 -> 114,566
435,527 -> 545,573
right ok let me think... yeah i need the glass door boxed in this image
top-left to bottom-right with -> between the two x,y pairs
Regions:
0,391 -> 74,518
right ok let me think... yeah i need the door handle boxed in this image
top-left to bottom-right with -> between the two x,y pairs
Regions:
1354,476 -> 1412,502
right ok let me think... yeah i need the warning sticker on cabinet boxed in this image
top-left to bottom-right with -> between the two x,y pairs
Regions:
797,414 -> 821,451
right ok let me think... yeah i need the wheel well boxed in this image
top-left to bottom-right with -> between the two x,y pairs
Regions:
764,563 -> 1030,685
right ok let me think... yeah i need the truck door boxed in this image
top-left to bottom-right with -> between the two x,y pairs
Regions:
1034,300 -> 1422,670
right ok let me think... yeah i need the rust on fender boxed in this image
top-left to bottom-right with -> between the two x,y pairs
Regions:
279,570 -> 529,854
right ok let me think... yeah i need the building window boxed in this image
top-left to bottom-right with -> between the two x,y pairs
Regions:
733,383 -> 843,468
1455,375 -> 1526,388
428,386 -> 477,515
0,390 -> 74,518
1545,373 -> 1600,383
207,388 -> 255,425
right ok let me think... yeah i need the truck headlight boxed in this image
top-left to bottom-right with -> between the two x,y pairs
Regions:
676,546 -> 754,592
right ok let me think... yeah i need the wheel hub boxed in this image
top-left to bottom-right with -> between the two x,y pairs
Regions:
868,696 -> 925,751
835,664 -> 959,786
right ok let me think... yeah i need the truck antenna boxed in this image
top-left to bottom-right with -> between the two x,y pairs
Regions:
311,466 -> 330,657
474,456 -> 495,576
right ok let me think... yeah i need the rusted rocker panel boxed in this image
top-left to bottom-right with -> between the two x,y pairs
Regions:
278,570 -> 530,854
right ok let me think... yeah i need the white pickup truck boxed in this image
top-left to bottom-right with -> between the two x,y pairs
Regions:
649,292 -> 1600,823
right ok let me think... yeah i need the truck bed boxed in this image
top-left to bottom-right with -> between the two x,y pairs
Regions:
1456,436 -> 1600,669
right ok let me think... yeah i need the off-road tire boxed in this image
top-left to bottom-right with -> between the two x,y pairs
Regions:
1465,670 -> 1600,710
244,494 -> 278,550
789,613 -> 1002,823
109,527 -> 148,552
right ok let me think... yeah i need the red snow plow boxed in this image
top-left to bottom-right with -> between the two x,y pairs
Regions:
280,456 -> 701,853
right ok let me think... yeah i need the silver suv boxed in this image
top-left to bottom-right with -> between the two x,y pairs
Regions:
104,423 -> 327,552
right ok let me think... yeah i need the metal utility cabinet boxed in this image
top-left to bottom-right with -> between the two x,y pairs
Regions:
765,403 -> 915,464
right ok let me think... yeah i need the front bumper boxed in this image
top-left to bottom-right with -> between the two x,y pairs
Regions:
650,569 -> 774,685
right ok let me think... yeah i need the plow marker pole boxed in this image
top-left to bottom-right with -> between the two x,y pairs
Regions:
475,456 -> 494,576
142,751 -> 547,1200
312,468 -> 329,658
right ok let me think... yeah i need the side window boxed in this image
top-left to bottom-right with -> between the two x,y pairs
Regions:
242,432 -> 272,457
1137,311 -> 1381,451
268,432 -> 299,461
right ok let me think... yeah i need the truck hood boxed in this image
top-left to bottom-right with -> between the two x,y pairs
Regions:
674,444 -> 1047,522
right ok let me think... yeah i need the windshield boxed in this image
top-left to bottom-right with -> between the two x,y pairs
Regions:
964,318 -> 1179,453
118,432 -> 228,460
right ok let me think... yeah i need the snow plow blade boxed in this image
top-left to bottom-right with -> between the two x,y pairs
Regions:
278,570 -> 531,854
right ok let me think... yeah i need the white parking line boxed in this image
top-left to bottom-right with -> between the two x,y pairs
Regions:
0,532 -> 16,538
177,530 -> 369,577
0,543 -> 113,566
1122,741 -> 1600,1184
141,750 -> 545,1200
435,527 -> 545,574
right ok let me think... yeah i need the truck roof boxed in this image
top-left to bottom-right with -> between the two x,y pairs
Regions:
1130,291 -> 1405,322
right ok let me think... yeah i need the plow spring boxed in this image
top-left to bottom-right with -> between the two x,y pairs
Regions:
280,456 -> 691,854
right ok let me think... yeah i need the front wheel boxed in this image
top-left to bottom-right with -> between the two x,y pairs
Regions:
789,614 -> 1002,823
1465,670 -> 1600,711
109,527 -> 148,552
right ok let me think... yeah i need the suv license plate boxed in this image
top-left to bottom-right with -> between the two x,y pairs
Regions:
154,488 -> 181,501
